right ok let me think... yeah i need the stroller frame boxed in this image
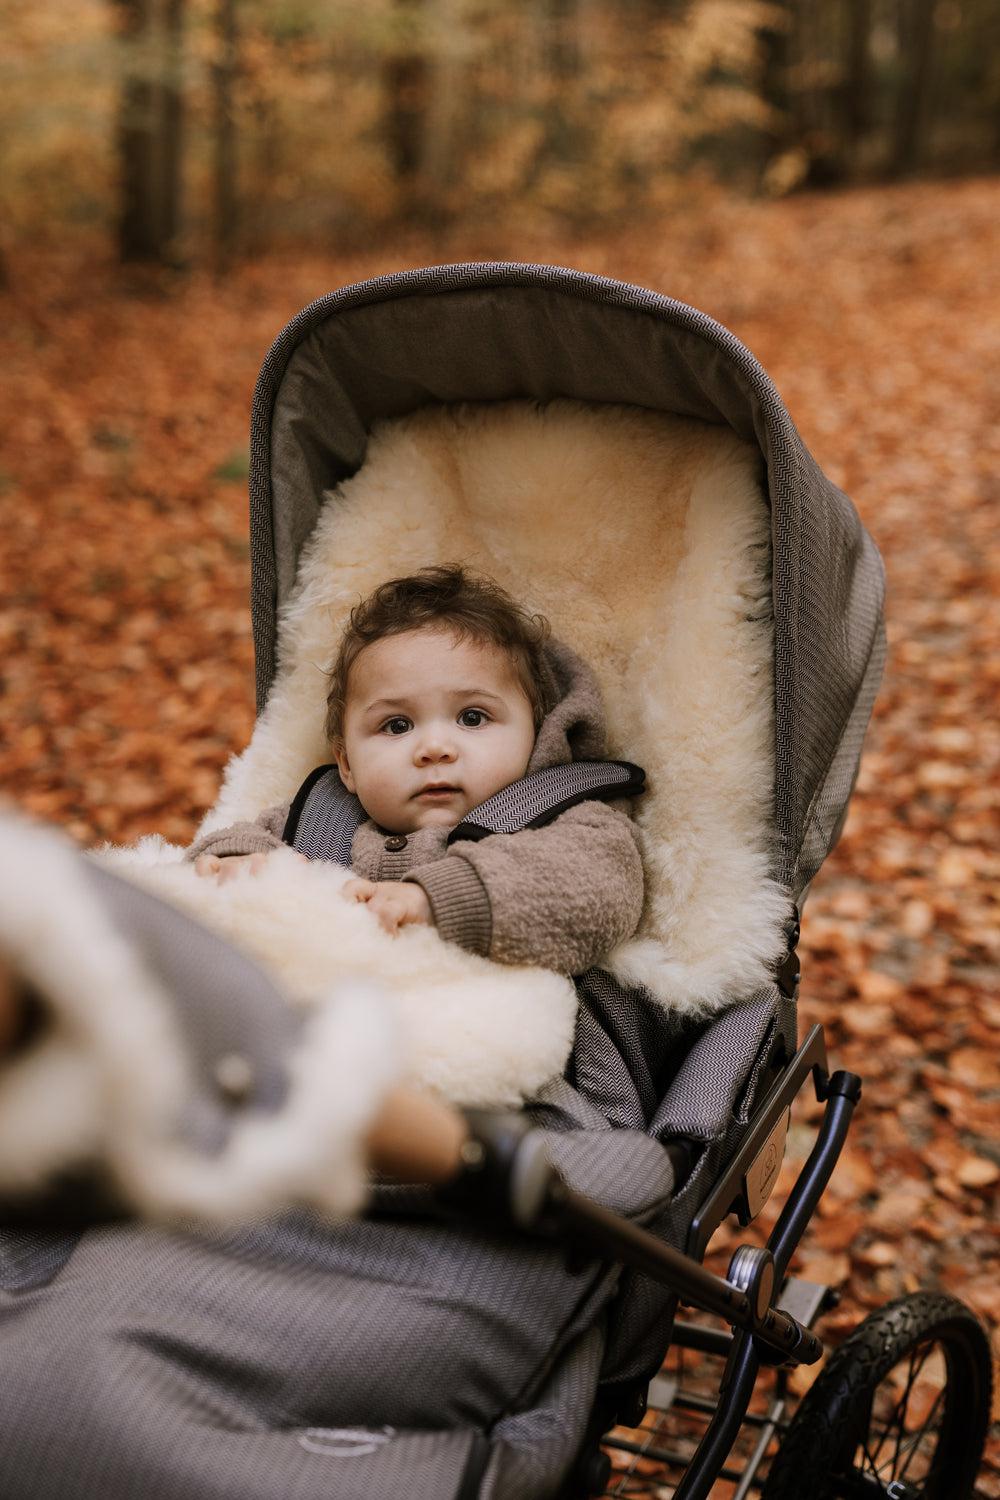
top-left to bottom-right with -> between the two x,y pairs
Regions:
479,1004 -> 858,1499
234,262 -> 989,1498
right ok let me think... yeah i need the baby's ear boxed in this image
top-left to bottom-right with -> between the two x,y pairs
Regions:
333,742 -> 356,793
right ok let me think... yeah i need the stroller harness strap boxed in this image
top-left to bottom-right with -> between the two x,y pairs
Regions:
447,760 -> 645,842
282,760 -> 646,867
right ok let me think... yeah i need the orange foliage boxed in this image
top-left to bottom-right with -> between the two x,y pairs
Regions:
1,176 -> 998,1486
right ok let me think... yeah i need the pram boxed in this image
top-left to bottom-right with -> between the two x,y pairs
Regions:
0,263 -> 991,1499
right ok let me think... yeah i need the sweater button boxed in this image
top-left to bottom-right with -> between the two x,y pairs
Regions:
384,834 -> 408,852
213,1052 -> 255,1104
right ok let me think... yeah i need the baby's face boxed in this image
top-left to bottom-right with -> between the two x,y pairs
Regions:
335,628 -> 537,833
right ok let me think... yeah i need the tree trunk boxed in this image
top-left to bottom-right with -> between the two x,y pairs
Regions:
758,0 -> 795,159
212,0 -> 239,269
156,0 -> 184,260
116,0 -> 159,261
543,0 -> 580,164
416,0 -> 465,212
891,0 -> 936,176
115,0 -> 185,265
842,0 -> 872,174
384,0 -> 428,217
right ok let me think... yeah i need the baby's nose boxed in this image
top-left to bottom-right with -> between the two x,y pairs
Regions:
414,730 -> 457,764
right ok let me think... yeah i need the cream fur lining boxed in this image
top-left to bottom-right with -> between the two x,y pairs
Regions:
206,400 -> 789,1014
98,838 -> 578,1110
0,811 -> 402,1222
0,405 -> 785,1211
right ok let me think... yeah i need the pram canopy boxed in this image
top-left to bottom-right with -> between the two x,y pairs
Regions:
247,262 -> 885,900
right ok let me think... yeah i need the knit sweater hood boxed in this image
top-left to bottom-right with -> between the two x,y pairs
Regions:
528,640 -> 608,774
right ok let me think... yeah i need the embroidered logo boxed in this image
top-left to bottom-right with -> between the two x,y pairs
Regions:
298,1426 -> 397,1458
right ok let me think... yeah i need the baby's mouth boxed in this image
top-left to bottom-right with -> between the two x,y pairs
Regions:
414,784 -> 460,800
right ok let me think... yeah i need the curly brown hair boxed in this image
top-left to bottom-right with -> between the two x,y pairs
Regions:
324,565 -> 551,746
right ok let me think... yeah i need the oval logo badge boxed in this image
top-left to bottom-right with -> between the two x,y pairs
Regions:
298,1426 -> 396,1458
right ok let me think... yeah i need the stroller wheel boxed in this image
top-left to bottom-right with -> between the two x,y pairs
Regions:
761,1292 -> 991,1500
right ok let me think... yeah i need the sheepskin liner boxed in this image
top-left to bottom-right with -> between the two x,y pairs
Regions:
206,400 -> 789,1015
0,812 -> 401,1223
98,839 -> 578,1111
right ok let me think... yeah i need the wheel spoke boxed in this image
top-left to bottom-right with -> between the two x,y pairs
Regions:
864,1342 -> 931,1473
869,1386 -> 905,1467
871,1427 -> 931,1480
857,1355 -> 940,1490
897,1386 -> 945,1483
890,1344 -> 931,1474
858,1433 -> 890,1492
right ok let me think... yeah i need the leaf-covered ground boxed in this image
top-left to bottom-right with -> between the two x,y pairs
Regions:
1,177 -> 997,1490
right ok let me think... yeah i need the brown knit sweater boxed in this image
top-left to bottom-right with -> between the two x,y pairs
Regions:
187,642 -> 645,976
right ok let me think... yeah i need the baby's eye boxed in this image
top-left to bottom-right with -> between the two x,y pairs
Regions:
458,708 -> 489,728
381,716 -> 412,736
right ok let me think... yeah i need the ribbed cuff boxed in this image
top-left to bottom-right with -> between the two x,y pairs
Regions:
406,858 -> 492,957
185,824 -> 284,862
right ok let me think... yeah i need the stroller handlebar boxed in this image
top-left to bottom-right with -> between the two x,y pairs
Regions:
443,1042 -> 863,1370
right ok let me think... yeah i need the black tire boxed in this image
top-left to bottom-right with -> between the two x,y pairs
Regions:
762,1292 -> 992,1500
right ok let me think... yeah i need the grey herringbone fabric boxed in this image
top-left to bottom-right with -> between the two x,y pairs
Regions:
0,1083 -> 672,1500
0,1226 -> 81,1292
549,981 -> 791,1384
571,969 -> 692,1129
650,987 -> 784,1140
450,761 -> 643,840
479,1324 -> 606,1500
0,911 -> 784,1499
290,767 -> 366,864
247,263 -> 884,896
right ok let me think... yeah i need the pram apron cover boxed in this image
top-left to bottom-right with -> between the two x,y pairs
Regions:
249,263 -> 885,900
0,267 -> 884,1500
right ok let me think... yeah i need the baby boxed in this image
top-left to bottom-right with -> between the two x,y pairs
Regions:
190,566 -> 644,976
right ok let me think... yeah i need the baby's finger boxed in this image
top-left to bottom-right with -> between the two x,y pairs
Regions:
194,855 -> 222,879
343,878 -> 375,902
373,903 -> 401,936
248,852 -> 269,876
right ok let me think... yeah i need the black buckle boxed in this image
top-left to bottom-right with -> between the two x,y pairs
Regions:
776,911 -> 800,998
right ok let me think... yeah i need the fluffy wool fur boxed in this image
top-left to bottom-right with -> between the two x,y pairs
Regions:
0,405 -> 788,1213
205,400 -> 789,1015
0,810 -> 401,1221
97,838 -> 578,1109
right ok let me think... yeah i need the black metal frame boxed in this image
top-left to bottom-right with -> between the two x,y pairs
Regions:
474,1023 -> 863,1499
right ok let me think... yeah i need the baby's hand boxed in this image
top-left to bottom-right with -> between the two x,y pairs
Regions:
343,879 -> 434,936
195,852 -> 273,884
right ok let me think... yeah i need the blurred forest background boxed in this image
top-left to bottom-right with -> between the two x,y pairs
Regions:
1,1 -> 998,1494
1,0 -> 999,265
